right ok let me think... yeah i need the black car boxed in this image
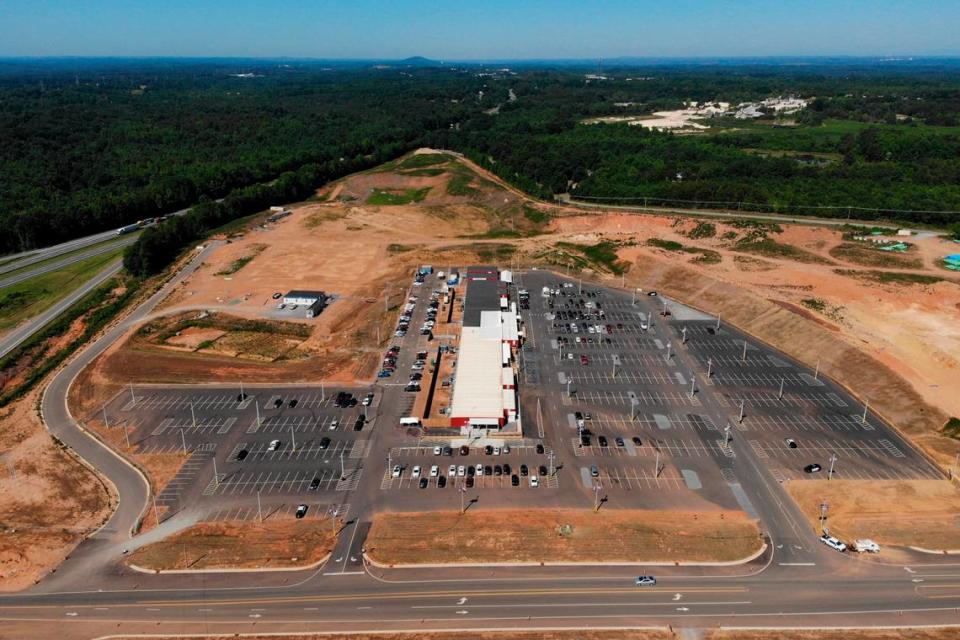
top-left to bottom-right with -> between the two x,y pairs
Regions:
309,477 -> 321,490
235,449 -> 249,461
466,476 -> 474,488
288,398 -> 298,408
539,465 -> 548,476
511,474 -> 520,487
520,464 -> 528,476
484,465 -> 493,476
502,463 -> 511,475
615,437 -> 625,447
274,398 -> 284,408
443,446 -> 453,456
804,463 -> 822,473
494,465 -> 503,476
419,478 -> 428,489
648,291 -> 658,297
467,466 -> 475,477
598,436 -> 608,447
536,443 -> 545,454
580,435 -> 592,446
319,437 -> 331,449
632,436 -> 642,446
485,445 -> 494,455
437,475 -> 447,488
459,445 -> 469,456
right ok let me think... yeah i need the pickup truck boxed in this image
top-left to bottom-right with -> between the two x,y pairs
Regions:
853,539 -> 880,553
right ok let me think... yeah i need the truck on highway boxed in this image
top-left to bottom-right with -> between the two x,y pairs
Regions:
116,223 -> 140,235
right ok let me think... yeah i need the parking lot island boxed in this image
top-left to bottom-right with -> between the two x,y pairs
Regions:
125,518 -> 337,572
365,509 -> 763,566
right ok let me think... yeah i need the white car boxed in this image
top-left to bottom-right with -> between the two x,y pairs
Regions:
503,445 -> 510,454
854,539 -> 880,553
267,439 -> 281,451
412,465 -> 421,478
430,465 -> 439,477
433,446 -> 442,455
493,446 -> 501,455
529,475 -> 539,487
329,419 -> 339,430
448,464 -> 457,476
392,465 -> 402,478
475,463 -> 484,476
820,534 -> 847,552
457,465 -> 466,477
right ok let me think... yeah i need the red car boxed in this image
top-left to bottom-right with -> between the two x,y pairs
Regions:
580,355 -> 589,365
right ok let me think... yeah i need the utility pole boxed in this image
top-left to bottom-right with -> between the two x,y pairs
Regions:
460,484 -> 468,514
707,357 -> 713,379
291,425 -> 297,453
828,453 -> 838,481
738,400 -> 745,424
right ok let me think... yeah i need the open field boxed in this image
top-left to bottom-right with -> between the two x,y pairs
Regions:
0,245 -> 124,332
0,389 -> 115,591
366,509 -> 762,565
785,479 -> 960,550
127,519 -> 337,570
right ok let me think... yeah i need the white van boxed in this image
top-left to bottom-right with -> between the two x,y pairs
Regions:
399,417 -> 421,427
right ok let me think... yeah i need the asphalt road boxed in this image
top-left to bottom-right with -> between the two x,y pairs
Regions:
0,258 -> 124,360
0,235 -> 137,289
4,263 -> 960,637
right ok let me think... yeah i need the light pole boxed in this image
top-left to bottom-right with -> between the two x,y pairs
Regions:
738,400 -> 745,424
566,379 -> 572,398
741,340 -> 748,363
593,482 -> 603,512
460,484 -> 468,514
129,383 -> 136,405
819,501 -> 829,533
124,425 -> 131,449
724,423 -> 732,446
689,375 -> 696,399
716,313 -> 721,331
654,449 -> 660,478
180,428 -> 188,455
102,406 -> 110,429
321,380 -> 326,403
681,326 -> 687,344
778,376 -> 785,400
240,380 -> 244,401
665,340 -> 672,363
153,493 -> 160,527
212,456 -> 220,489
190,402 -> 196,429
340,451 -> 346,480
257,490 -> 263,523
862,398 -> 870,425
291,425 -> 297,453
707,357 -> 713,379
255,399 -> 262,429
548,451 -> 555,476
828,453 -> 838,480
814,358 -> 820,381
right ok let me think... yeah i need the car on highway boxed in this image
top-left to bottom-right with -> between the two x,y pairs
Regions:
412,465 -> 421,478
267,439 -> 281,451
392,465 -> 402,478
235,449 -> 249,461
820,534 -> 847,552
804,463 -> 822,473
635,575 -> 657,586
309,477 -> 321,490
785,438 -> 798,448
295,504 -> 308,519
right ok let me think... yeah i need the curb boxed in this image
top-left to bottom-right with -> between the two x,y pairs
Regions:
125,551 -> 331,575
364,542 -> 767,570
909,546 -> 960,555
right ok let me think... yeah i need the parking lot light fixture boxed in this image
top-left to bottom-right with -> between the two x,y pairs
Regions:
707,357 -> 713,379
548,451 -> 555,476
124,425 -> 131,450
739,400 -> 745,424
459,484 -> 468,514
291,425 -> 297,453
742,340 -> 748,363
129,383 -> 136,405
862,398 -> 869,425
212,456 -> 220,489
257,490 -> 262,523
190,402 -> 197,429
778,377 -> 785,400
321,381 -> 325,403
681,326 -> 687,344
828,453 -> 838,480
716,313 -> 721,331
102,406 -> 110,429
593,482 -> 603,512
181,428 -> 188,455
566,379 -> 572,398
689,376 -> 696,399
239,380 -> 244,402
340,451 -> 346,480
255,399 -> 262,428
815,358 -> 821,381
724,423 -> 732,446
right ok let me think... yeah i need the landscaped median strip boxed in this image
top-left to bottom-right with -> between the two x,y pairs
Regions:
364,508 -> 764,567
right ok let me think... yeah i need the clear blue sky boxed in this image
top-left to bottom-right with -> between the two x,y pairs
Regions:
0,0 -> 956,59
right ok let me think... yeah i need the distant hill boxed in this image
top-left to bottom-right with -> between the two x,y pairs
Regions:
399,56 -> 442,67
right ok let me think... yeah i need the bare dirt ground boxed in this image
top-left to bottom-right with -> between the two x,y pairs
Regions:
127,518 -> 337,571
785,479 -> 960,550
0,389 -> 115,591
366,509 -> 761,565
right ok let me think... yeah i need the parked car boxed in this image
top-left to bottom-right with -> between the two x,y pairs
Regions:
784,438 -> 798,449
309,477 -> 321,490
590,464 -> 599,477
804,463 -> 822,473
437,475 -> 447,488
632,436 -> 642,446
392,465 -> 402,478
235,449 -> 249,461
267,439 -> 281,451
295,504 -> 308,519
319,437 -> 331,449
820,534 -> 847,552
419,478 -> 428,489
854,539 -> 880,553
412,465 -> 421,478
430,465 -> 439,477
511,474 -> 520,486
539,465 -> 548,476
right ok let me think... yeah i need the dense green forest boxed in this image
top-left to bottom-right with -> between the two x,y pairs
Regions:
2,58 -> 960,271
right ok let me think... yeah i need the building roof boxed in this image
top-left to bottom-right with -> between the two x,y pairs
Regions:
463,277 -> 501,327
449,327 -> 505,419
284,290 -> 324,300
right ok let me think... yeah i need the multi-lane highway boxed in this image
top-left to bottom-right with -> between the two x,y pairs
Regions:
2,262 -> 958,638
